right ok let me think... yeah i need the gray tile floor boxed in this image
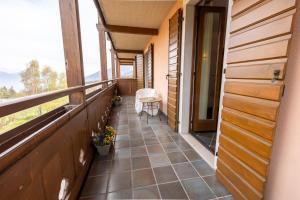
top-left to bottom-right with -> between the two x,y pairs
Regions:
80,96 -> 233,200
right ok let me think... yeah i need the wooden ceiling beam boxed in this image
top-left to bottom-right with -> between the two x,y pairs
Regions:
105,25 -> 158,35
119,63 -> 134,65
116,49 -> 143,54
118,58 -> 135,61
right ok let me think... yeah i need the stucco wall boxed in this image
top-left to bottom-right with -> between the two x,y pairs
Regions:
144,0 -> 183,115
265,3 -> 300,199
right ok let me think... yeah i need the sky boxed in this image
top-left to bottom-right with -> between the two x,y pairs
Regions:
0,0 -> 104,76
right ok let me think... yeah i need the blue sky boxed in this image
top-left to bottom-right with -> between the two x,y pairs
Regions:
0,0 -> 105,76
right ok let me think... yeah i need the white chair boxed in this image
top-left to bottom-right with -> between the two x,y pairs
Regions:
135,88 -> 159,116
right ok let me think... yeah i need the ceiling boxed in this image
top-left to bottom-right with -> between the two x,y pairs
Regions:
118,53 -> 136,59
98,0 -> 176,59
111,33 -> 152,50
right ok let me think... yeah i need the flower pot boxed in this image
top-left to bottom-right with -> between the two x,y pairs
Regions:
95,144 -> 111,156
114,101 -> 121,106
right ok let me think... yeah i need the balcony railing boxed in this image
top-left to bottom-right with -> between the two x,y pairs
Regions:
0,79 -> 116,199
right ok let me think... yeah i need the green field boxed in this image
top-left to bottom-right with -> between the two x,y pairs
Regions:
0,96 -> 69,134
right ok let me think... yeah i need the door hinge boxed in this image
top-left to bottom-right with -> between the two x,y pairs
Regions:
282,84 -> 286,97
215,151 -> 218,156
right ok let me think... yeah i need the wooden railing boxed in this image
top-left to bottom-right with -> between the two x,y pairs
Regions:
0,79 -> 116,200
117,78 -> 137,96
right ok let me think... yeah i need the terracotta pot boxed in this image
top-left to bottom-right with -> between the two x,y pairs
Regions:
95,144 -> 111,156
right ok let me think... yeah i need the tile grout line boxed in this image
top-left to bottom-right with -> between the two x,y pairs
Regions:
155,129 -> 192,200
126,110 -> 135,199
169,135 -> 219,199
110,98 -> 230,199
141,125 -> 163,200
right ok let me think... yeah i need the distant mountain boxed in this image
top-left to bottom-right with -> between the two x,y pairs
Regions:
85,68 -> 114,83
0,71 -> 23,91
85,71 -> 100,83
85,67 -> 133,83
0,66 -> 131,92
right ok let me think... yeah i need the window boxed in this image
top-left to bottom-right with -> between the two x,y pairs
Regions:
120,65 -> 134,78
0,1 -> 68,133
78,0 -> 100,83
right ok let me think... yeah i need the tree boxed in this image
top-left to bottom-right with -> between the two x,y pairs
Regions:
41,66 -> 58,91
8,87 -> 16,97
58,73 -> 67,89
0,86 -> 9,98
21,60 -> 41,95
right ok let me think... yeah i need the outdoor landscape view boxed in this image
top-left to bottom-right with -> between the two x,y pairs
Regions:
0,0 -> 101,134
0,60 -> 69,134
0,0 -> 134,134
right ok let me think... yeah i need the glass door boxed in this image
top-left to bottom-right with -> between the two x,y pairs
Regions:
192,7 -> 225,132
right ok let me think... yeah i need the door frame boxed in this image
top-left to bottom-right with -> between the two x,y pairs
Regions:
189,6 -> 226,133
177,0 -> 232,168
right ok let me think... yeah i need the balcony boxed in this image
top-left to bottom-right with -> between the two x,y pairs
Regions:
79,97 -> 232,199
1,0 -> 300,199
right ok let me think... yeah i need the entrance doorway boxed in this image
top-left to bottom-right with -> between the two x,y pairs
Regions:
190,6 -> 226,153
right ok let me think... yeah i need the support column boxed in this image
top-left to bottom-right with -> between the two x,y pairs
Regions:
97,18 -> 108,81
133,58 -> 137,79
59,0 -> 85,104
116,59 -> 120,78
111,49 -> 115,79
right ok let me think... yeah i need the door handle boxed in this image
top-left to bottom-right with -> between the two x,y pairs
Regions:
272,70 -> 280,82
166,74 -> 170,80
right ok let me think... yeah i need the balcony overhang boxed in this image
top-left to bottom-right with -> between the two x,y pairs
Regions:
94,0 -> 176,59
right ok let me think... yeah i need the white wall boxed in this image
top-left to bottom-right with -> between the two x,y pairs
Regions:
264,2 -> 300,199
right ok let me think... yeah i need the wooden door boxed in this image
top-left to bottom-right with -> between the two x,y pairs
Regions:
217,1 -> 297,199
144,44 -> 154,88
136,54 -> 144,90
192,7 -> 226,132
167,9 -> 182,131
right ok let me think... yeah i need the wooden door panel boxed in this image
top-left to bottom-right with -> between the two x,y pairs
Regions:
227,35 -> 290,63
230,0 -> 296,32
218,147 -> 265,193
224,80 -> 283,101
217,0 -> 297,199
136,54 -> 144,90
144,44 -> 154,88
229,10 -> 295,49
226,59 -> 286,80
231,0 -> 262,17
222,108 -> 275,141
218,160 -> 262,200
223,94 -> 280,121
217,170 -> 246,200
221,121 -> 272,159
219,135 -> 269,177
167,9 -> 182,132
169,48 -> 178,58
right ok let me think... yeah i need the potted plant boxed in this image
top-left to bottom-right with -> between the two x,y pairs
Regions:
92,126 -> 116,156
112,96 -> 122,106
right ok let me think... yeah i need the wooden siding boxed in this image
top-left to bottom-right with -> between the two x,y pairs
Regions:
144,44 -> 154,88
136,54 -> 144,90
167,9 -> 182,131
217,0 -> 298,199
